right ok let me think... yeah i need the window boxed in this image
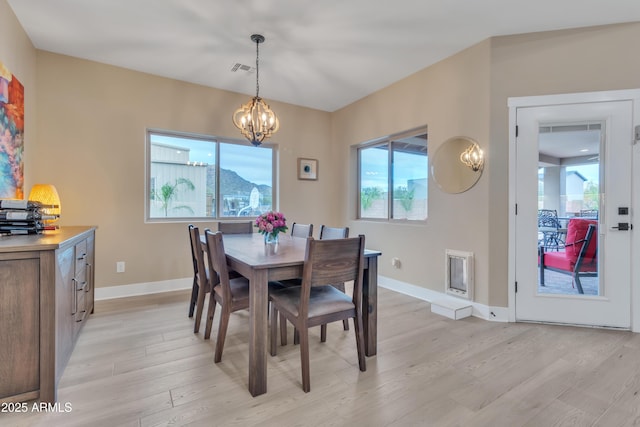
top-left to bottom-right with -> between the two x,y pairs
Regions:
146,130 -> 276,221
358,129 -> 428,221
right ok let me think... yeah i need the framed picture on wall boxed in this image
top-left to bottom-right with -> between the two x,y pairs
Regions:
298,158 -> 318,180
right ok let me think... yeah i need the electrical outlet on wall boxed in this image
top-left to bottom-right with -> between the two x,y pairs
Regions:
116,261 -> 125,273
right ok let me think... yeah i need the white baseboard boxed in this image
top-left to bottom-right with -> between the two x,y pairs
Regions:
378,275 -> 508,322
95,278 -> 192,301
94,275 -> 510,323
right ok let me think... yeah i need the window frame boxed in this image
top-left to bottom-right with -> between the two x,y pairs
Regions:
145,128 -> 278,223
356,126 -> 428,223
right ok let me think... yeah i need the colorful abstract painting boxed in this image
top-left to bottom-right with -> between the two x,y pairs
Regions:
0,60 -> 24,199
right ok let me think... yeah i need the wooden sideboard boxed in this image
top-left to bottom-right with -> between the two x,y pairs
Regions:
0,226 -> 96,404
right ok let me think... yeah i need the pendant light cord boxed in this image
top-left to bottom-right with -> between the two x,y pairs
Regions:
255,39 -> 260,98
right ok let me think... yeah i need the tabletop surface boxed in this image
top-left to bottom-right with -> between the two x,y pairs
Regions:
218,233 -> 381,269
222,233 -> 308,269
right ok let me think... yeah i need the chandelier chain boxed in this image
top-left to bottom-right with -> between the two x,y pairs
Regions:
255,38 -> 260,98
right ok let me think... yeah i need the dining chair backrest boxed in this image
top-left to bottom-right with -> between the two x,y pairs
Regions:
189,225 -> 208,289
204,230 -> 230,300
564,219 -> 598,266
319,226 -> 350,292
188,224 -> 199,275
187,224 -> 199,317
537,209 -> 562,250
189,224 -> 211,332
218,221 -> 253,234
319,225 -> 349,240
537,209 -> 560,229
299,235 -> 365,318
291,222 -> 313,238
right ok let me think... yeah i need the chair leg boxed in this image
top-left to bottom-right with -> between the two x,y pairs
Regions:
193,282 -> 207,334
280,313 -> 288,346
299,326 -> 311,393
204,296 -> 217,340
353,316 -> 366,372
320,324 -> 327,342
188,276 -> 198,318
270,305 -> 278,356
342,319 -> 349,331
574,274 -> 585,294
214,309 -> 230,363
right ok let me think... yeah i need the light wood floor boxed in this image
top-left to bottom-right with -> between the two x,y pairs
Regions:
3,287 -> 640,427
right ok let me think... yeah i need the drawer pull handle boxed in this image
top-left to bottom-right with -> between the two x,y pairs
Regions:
71,279 -> 77,315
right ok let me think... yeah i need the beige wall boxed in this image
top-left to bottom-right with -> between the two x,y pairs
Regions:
332,40 -> 493,304
32,52 -> 332,288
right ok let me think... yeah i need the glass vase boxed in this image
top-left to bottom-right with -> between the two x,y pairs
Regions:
264,232 -> 279,245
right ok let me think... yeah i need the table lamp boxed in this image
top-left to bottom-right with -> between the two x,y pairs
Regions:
28,184 -> 61,224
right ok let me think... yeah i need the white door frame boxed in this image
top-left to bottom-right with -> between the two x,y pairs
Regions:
508,89 -> 640,331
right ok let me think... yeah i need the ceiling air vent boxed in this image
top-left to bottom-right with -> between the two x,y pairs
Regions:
231,63 -> 254,73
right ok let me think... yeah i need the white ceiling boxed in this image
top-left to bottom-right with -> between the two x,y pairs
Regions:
7,0 -> 640,112
539,128 -> 601,161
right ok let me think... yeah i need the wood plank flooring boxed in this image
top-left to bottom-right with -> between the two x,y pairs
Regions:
2,287 -> 640,426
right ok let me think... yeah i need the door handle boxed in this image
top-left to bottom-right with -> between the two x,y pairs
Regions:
611,223 -> 632,231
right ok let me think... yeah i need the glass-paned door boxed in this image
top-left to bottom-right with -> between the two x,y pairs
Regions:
515,100 -> 632,328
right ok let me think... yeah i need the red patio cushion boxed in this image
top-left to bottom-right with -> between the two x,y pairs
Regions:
564,218 -> 598,265
543,251 -> 573,271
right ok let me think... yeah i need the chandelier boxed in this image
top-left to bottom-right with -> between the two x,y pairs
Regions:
460,142 -> 484,172
232,34 -> 280,146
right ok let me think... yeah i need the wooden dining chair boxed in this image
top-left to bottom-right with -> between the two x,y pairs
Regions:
320,225 -> 350,335
203,229 -> 252,362
319,225 -> 349,240
291,222 -> 313,238
218,220 -> 253,279
218,221 -> 253,234
187,224 -> 200,318
278,222 -> 313,287
189,225 -> 211,333
278,221 -> 313,343
269,235 -> 367,392
286,224 -> 351,344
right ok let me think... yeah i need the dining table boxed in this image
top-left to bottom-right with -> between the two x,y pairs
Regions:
202,232 -> 381,397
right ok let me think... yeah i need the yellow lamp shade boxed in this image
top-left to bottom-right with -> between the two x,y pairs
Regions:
28,184 -> 61,223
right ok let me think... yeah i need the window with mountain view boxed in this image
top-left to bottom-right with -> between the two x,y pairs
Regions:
146,130 -> 275,221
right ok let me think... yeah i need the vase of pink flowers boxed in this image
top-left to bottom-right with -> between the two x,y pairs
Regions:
255,211 -> 288,244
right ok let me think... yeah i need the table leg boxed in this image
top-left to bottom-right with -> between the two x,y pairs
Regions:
248,269 -> 268,396
362,256 -> 378,356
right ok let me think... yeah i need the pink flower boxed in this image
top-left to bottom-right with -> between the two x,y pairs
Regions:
254,211 -> 288,236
